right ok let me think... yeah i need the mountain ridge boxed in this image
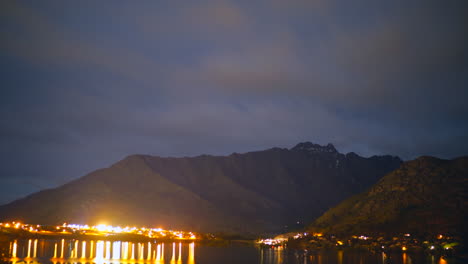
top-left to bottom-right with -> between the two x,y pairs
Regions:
0,142 -> 402,235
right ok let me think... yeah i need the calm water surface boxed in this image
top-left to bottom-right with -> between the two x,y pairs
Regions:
0,239 -> 459,264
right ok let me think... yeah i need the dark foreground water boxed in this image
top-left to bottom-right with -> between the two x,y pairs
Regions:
0,239 -> 460,264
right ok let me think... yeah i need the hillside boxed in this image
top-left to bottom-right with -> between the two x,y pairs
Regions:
0,142 -> 401,235
308,156 -> 468,236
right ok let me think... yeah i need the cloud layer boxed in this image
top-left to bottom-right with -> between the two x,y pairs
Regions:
1,0 -> 467,204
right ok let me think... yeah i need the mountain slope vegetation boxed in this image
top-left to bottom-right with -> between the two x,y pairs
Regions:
309,156 -> 468,236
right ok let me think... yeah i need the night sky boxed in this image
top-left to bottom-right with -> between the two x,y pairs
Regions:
1,0 -> 467,205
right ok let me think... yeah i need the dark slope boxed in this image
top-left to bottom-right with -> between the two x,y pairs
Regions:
308,156 -> 468,236
0,142 -> 401,234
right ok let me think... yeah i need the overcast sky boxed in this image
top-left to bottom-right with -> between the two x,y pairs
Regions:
1,0 -> 467,205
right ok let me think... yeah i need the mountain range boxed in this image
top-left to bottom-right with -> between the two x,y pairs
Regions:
0,142 -> 402,235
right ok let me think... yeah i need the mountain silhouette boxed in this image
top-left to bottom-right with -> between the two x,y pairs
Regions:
0,142 -> 401,235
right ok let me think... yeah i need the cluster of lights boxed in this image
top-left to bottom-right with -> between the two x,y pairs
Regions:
257,232 -> 316,246
0,222 -> 40,232
0,222 -> 197,240
256,238 -> 286,246
293,232 -> 308,239
257,231 -> 457,253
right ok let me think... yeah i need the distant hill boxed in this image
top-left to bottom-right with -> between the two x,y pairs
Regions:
308,156 -> 468,236
0,142 -> 401,235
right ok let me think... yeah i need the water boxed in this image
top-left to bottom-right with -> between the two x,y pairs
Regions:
0,238 -> 459,264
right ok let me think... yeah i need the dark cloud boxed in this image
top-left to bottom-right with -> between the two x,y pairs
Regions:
0,0 -> 467,204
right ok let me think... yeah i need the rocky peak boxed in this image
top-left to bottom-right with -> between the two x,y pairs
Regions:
291,142 -> 338,154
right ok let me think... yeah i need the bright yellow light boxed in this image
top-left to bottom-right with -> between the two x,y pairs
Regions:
105,241 -> 111,259
26,239 -> 31,258
402,246 -> 407,251
53,243 -> 57,258
95,241 -> 104,260
12,241 -> 17,258
33,239 -> 37,258
60,239 -> 64,258
156,244 -> 161,261
171,242 -> 176,261
81,241 -> 87,259
112,241 -> 121,259
188,243 -> 195,264
96,224 -> 107,232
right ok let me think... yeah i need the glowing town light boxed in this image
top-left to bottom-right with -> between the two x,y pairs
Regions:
33,239 -> 37,258
147,242 -> 152,260
27,239 -> 31,258
105,241 -> 111,259
138,243 -> 144,260
171,242 -> 176,261
81,241 -> 87,259
178,242 -> 182,262
188,242 -> 195,264
90,241 -> 94,259
53,243 -> 57,258
122,242 -> 128,259
112,241 -> 121,260
95,241 -> 104,260
96,224 -> 107,232
156,244 -> 161,261
402,246 -> 407,251
12,241 -> 17,258
74,240 -> 79,258
60,239 -> 64,258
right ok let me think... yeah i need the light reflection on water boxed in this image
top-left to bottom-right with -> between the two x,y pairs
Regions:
5,239 -> 195,264
2,239 -> 458,264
